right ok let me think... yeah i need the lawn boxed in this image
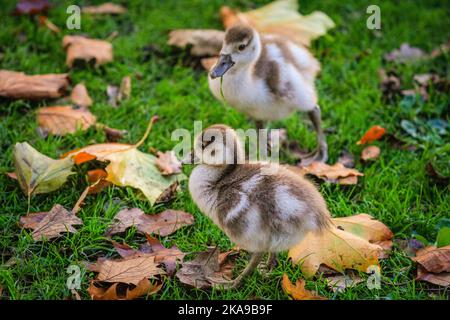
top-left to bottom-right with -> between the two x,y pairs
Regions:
0,0 -> 449,300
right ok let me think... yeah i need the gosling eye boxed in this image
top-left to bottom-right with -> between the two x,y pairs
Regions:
238,44 -> 246,51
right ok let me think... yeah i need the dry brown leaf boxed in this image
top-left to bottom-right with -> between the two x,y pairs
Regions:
82,3 -> 127,15
282,274 -> 327,300
98,255 -> 164,285
416,267 -> 450,287
63,36 -> 113,68
20,204 -> 82,241
176,247 -> 238,289
113,235 -> 185,275
412,246 -> 450,274
101,125 -> 127,142
37,106 -> 96,135
87,169 -> 111,194
378,69 -> 401,101
13,0 -> 51,15
220,0 -> 335,47
384,43 -> 426,63
88,279 -> 161,300
118,76 -> 131,101
297,161 -> 364,185
333,214 -> 394,244
106,208 -> 194,237
168,29 -> 225,57
357,125 -> 386,145
106,84 -> 119,107
38,16 -> 61,34
361,146 -> 381,161
71,83 -> 92,108
155,151 -> 182,175
14,142 -> 74,197
0,70 -> 69,100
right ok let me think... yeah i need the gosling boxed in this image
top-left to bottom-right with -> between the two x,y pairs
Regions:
209,25 -> 328,164
185,124 -> 331,288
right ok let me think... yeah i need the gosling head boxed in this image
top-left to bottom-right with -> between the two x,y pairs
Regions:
184,124 -> 245,166
210,25 -> 261,79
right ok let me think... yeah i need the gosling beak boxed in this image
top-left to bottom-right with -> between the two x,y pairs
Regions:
210,54 -> 235,79
181,151 -> 200,165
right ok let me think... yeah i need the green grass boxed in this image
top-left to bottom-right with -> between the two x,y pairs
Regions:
0,0 -> 449,300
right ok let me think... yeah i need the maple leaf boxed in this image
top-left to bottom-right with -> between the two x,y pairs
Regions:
88,278 -> 161,300
20,204 -> 82,241
14,142 -> 74,198
0,70 -> 69,100
106,208 -> 194,237
220,0 -> 335,47
289,214 -> 392,277
63,117 -> 186,204
176,247 -> 238,289
412,246 -> 450,287
282,274 -> 327,300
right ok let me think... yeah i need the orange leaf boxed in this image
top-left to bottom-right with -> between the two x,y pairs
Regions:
73,151 -> 96,165
357,126 -> 386,145
282,274 -> 327,300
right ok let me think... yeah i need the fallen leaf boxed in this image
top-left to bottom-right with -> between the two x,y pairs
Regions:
357,125 -> 386,145
384,43 -> 426,63
63,35 -> 113,68
168,29 -> 225,57
412,246 -> 450,274
297,161 -> 364,185
325,273 -> 362,293
155,181 -> 179,204
176,247 -> 237,289
378,69 -> 401,102
361,146 -> 381,161
14,142 -> 74,198
37,106 -> 96,135
289,221 -> 384,277
106,208 -> 194,237
88,279 -> 161,300
38,15 -> 61,34
82,3 -> 127,15
282,274 -> 327,300
71,83 -> 92,108
97,255 -> 164,285
87,169 -> 111,194
101,125 -> 128,142
113,235 -> 185,275
0,70 -> 69,100
155,151 -> 182,175
64,117 -> 185,204
13,0 -> 50,15
333,214 -> 394,243
437,227 -> 450,248
20,204 -> 82,241
118,76 -> 131,101
416,268 -> 450,287
5,172 -> 17,180
220,0 -> 335,47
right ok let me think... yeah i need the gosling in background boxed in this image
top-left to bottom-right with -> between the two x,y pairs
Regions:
186,124 -> 331,288
209,25 -> 328,164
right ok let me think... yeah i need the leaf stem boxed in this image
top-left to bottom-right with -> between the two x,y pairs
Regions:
134,115 -> 159,148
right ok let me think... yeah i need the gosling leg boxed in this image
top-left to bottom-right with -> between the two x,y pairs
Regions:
230,252 -> 264,289
300,105 -> 328,165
